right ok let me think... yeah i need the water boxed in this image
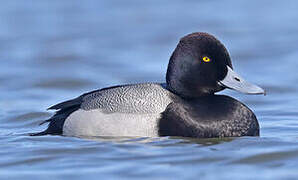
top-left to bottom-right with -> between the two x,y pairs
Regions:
1,0 -> 298,179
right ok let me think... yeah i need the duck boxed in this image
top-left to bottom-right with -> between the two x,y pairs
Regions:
31,32 -> 265,138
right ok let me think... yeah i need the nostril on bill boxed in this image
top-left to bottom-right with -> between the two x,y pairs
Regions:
234,77 -> 240,82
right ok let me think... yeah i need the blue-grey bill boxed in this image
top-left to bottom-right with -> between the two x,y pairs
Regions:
218,66 -> 265,95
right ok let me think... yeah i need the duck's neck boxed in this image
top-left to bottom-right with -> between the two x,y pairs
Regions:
165,81 -> 215,100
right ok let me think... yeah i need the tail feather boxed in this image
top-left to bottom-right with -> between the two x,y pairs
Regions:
31,98 -> 82,136
29,130 -> 50,136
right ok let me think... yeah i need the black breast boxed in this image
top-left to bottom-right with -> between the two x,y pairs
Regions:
158,95 -> 259,138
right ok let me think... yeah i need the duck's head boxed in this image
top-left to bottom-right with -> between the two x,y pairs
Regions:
166,32 -> 265,98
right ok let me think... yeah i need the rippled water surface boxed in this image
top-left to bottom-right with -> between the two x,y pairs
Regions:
1,0 -> 298,179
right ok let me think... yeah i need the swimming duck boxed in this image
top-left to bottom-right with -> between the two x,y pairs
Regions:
32,32 -> 265,138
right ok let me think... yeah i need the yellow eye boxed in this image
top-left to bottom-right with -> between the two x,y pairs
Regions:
202,56 -> 211,62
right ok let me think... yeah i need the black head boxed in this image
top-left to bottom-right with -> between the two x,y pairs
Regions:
166,32 -> 233,98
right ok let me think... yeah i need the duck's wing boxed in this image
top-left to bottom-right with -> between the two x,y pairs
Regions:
31,83 -> 172,136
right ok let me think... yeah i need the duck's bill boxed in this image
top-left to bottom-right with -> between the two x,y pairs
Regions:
218,66 -> 265,95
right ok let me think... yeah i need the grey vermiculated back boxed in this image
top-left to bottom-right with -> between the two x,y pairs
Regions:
81,83 -> 175,114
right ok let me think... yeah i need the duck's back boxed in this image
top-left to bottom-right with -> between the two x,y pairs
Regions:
81,83 -> 173,114
39,83 -> 175,137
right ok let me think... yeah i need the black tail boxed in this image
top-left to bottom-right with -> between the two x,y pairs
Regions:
30,96 -> 83,136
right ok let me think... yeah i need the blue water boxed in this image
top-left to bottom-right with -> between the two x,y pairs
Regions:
1,0 -> 298,179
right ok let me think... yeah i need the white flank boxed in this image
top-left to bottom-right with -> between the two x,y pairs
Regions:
63,109 -> 161,137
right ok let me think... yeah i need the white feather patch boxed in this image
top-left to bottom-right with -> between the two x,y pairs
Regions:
63,109 -> 161,137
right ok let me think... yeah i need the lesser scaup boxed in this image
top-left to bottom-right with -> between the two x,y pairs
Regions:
32,32 -> 265,138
